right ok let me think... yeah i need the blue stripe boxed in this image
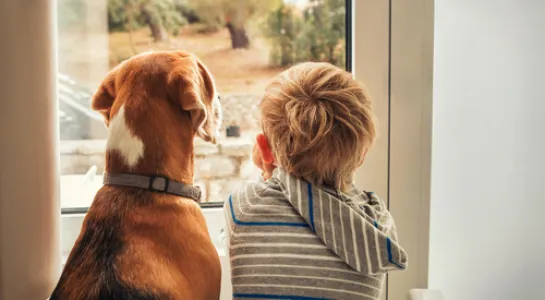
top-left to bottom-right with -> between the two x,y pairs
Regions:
233,293 -> 329,300
373,220 -> 378,228
307,183 -> 315,231
386,237 -> 405,269
229,195 -> 309,227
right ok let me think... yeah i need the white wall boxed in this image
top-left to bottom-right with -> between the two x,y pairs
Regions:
430,1 -> 545,300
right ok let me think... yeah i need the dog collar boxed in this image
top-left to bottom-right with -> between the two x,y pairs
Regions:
103,173 -> 202,202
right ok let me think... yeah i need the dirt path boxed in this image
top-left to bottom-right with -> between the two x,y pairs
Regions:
109,26 -> 285,93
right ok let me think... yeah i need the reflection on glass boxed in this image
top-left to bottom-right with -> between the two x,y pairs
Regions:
58,0 -> 347,208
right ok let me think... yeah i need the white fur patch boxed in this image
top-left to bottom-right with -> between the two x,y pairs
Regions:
212,95 -> 223,138
106,105 -> 144,167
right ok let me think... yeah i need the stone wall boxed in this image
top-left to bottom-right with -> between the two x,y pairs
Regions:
59,137 -> 260,203
219,94 -> 262,132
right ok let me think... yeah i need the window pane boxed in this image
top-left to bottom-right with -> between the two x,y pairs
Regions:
58,0 -> 348,208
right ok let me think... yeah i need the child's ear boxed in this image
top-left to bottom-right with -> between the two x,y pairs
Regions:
256,133 -> 274,165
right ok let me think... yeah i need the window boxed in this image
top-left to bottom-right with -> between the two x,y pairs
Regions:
58,0 -> 350,211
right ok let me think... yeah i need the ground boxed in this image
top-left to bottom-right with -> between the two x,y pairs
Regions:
109,25 -> 286,93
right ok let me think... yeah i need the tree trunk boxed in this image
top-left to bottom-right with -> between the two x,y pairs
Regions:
226,22 -> 250,49
142,6 -> 168,43
328,46 -> 335,64
149,21 -> 168,42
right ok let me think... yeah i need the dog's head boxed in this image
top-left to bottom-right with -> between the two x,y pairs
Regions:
91,51 -> 222,171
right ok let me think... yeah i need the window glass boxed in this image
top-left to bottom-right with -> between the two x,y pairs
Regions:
58,0 -> 348,208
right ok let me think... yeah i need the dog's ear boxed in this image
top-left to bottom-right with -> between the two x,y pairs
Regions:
91,70 -> 116,126
170,55 -> 219,143
194,58 -> 220,143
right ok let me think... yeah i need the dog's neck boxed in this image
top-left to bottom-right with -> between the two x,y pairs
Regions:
104,105 -> 196,185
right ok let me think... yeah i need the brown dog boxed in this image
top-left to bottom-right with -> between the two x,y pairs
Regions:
50,51 -> 222,300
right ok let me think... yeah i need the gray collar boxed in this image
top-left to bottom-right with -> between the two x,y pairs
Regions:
103,173 -> 202,202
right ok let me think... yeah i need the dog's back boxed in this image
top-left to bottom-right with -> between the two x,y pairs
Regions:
51,51 -> 223,300
51,187 -> 220,300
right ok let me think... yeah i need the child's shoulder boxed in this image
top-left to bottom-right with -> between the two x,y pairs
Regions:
234,176 -> 286,196
226,179 -> 293,222
229,179 -> 271,201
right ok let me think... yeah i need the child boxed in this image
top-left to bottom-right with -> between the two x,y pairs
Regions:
224,62 -> 408,300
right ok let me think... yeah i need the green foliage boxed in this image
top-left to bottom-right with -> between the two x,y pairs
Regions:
107,0 -> 187,36
187,0 -> 282,34
173,0 -> 200,23
262,0 -> 346,68
146,0 -> 187,36
261,4 -> 303,66
108,0 -> 138,32
305,0 -> 346,66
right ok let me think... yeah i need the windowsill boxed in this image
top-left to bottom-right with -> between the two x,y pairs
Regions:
59,136 -> 260,208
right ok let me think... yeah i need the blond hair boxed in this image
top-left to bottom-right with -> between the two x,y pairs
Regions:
260,62 -> 376,191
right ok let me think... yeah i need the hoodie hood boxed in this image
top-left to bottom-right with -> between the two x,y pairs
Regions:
270,168 -> 408,275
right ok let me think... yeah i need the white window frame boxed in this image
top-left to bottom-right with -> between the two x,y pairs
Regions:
352,0 -> 434,299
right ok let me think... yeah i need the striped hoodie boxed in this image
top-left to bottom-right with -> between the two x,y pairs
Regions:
223,168 -> 408,300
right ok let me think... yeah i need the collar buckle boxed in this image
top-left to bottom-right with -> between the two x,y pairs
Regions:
149,175 -> 169,193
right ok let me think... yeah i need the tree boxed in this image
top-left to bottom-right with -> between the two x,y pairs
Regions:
226,21 -> 250,49
108,0 -> 186,43
261,0 -> 346,68
141,1 -> 169,42
303,0 -> 346,66
188,0 -> 281,49
261,4 -> 303,66
173,0 -> 201,24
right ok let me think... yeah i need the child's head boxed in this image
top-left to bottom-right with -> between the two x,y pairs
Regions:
257,62 -> 376,190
